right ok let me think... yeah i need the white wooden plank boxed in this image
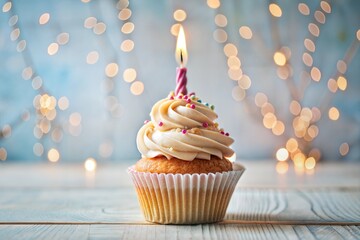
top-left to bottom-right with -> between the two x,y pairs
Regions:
0,224 -> 89,240
0,161 -> 359,188
0,224 -> 358,240
0,188 -> 359,224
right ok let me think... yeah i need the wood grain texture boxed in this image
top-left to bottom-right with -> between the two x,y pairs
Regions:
1,163 -> 359,239
0,187 -> 359,224
0,224 -> 359,240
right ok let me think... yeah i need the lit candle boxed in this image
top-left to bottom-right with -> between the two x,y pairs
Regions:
175,25 -> 188,96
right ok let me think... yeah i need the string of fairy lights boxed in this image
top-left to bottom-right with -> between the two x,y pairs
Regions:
207,0 -> 360,173
1,1 -> 359,173
0,0 -> 143,170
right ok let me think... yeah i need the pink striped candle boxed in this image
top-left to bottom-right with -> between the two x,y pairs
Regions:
175,25 -> 188,96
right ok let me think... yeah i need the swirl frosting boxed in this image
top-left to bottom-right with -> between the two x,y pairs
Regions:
137,92 -> 234,161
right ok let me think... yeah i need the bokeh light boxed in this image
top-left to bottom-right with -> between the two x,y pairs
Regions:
39,13 -> 50,25
105,63 -> 119,78
121,22 -> 135,34
118,8 -> 132,21
269,3 -> 282,17
276,148 -> 289,161
86,51 -> 99,64
213,29 -> 227,43
239,26 -> 253,40
84,158 -> 97,172
328,107 -> 339,121
337,76 -> 347,91
215,14 -> 227,27
47,43 -> 59,55
120,39 -> 134,52
298,3 -> 309,15
2,2 -> 12,12
207,0 -> 220,9
123,68 -> 137,83
273,51 -> 286,66
339,142 -> 349,156
130,81 -> 144,95
58,96 -> 69,110
173,9 -> 187,22
232,86 -> 246,101
0,147 -> 7,161
223,43 -> 238,57
48,148 -> 60,162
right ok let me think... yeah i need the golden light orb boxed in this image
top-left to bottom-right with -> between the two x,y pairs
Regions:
239,26 -> 253,40
305,157 -> 316,170
48,148 -> 60,162
84,158 -> 97,172
273,51 -> 286,66
130,81 -> 144,95
328,107 -> 340,121
269,3 -> 282,17
173,9 -> 187,22
207,0 -> 220,9
337,76 -> 347,91
276,148 -> 289,161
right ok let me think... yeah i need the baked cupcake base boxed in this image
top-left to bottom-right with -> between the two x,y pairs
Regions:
128,162 -> 245,224
134,156 -> 233,174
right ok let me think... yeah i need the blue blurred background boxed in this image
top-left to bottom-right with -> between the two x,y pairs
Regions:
0,0 -> 359,163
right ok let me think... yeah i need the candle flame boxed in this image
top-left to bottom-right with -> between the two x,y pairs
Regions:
175,25 -> 188,67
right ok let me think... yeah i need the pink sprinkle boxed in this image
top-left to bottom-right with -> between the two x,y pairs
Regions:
183,95 -> 188,100
189,92 -> 195,96
225,132 -> 230,136
182,129 -> 187,134
202,122 -> 209,128
169,96 -> 174,100
144,120 -> 149,124
190,104 -> 195,109
178,95 -> 183,99
159,122 -> 164,127
186,99 -> 191,103
220,131 -> 225,135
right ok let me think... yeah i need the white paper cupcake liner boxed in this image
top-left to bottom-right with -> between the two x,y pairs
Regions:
127,162 -> 245,224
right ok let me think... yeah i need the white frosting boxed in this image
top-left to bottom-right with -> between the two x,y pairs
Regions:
136,94 -> 234,161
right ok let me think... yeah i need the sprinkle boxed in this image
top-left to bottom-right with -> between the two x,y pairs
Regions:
210,105 -> 215,110
220,131 -> 225,135
202,122 -> 209,128
190,95 -> 196,100
183,95 -> 188,100
190,104 -> 196,109
144,120 -> 149,124
186,103 -> 191,108
169,96 -> 174,100
182,129 -> 187,134
205,103 -> 209,107
197,99 -> 202,103
186,99 -> 191,103
214,123 -> 219,128
225,132 -> 230,136
158,122 -> 164,127
189,92 -> 195,96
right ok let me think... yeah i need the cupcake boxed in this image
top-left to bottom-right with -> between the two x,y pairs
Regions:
128,92 -> 245,224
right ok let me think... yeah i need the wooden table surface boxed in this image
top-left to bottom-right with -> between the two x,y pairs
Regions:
0,160 -> 359,240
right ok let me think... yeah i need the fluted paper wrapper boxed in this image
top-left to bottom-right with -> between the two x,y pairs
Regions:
127,163 -> 245,224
